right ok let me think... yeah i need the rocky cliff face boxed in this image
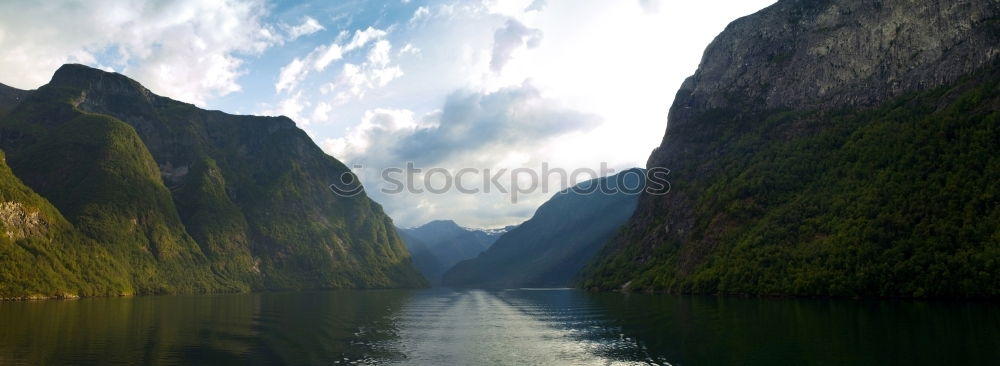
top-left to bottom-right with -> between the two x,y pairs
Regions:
0,64 -> 425,297
582,0 -> 1000,297
0,201 -> 48,241
673,0 -> 999,115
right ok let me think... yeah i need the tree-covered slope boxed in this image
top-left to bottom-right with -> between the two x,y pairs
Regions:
0,64 -> 425,297
581,0 -> 1000,298
1,84 -> 224,294
0,149 -> 132,299
443,169 -> 642,289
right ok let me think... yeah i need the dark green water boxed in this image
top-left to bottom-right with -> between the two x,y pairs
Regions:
0,289 -> 996,365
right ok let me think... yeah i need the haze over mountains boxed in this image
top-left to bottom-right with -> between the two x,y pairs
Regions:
0,65 -> 424,299
396,220 -> 511,284
443,169 -> 643,289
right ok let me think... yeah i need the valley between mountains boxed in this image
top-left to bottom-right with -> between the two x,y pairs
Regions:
2,0 -> 999,300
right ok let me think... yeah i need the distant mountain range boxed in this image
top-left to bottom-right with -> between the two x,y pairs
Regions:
396,220 -> 512,285
0,64 -> 425,299
443,169 -> 643,289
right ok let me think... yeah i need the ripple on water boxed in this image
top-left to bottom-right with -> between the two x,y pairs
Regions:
384,289 -> 668,365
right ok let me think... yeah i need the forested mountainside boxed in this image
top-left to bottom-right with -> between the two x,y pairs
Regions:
0,65 -> 425,299
581,0 -> 1000,298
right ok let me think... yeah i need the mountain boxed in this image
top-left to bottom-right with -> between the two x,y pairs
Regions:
0,82 -> 30,118
0,64 -> 425,298
396,220 -> 510,284
0,149 -> 132,299
581,0 -> 1000,298
443,169 -> 643,288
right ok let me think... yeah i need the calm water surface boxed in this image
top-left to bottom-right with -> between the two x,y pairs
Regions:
0,289 -> 997,365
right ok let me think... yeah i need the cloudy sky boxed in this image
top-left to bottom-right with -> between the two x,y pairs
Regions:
0,0 -> 775,228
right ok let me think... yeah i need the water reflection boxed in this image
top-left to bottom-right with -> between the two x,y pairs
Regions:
579,292 -> 1000,365
388,289 -> 655,365
0,289 -> 997,365
0,290 -> 412,365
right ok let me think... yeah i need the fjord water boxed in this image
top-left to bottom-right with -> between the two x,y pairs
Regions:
1,290 -> 996,365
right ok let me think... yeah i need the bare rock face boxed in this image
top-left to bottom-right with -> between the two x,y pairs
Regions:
0,201 -> 48,240
672,0 -> 1000,120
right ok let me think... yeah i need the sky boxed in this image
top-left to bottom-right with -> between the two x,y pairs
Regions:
0,0 -> 776,228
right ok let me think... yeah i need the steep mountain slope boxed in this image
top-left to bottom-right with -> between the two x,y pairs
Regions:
2,85 -> 226,293
0,82 -> 30,118
0,149 -> 132,299
396,220 -> 509,284
0,65 -> 425,297
443,169 -> 643,288
395,229 -> 447,285
582,0 -> 1000,298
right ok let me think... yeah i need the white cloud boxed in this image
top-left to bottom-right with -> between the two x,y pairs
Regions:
336,63 -> 366,98
0,0 -> 278,106
482,0 -> 536,17
345,27 -> 388,52
263,91 -> 310,126
399,43 -> 420,56
490,19 -> 543,73
284,16 -> 325,41
324,108 -> 419,159
312,102 -> 332,123
409,6 -> 431,26
368,40 -> 393,66
399,43 -> 421,56
326,82 -> 600,166
275,57 -> 306,93
372,66 -> 404,87
323,82 -> 601,227
322,39 -> 404,104
312,44 -> 345,71
273,27 -> 389,94
305,0 -> 779,227
329,62 -> 404,103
